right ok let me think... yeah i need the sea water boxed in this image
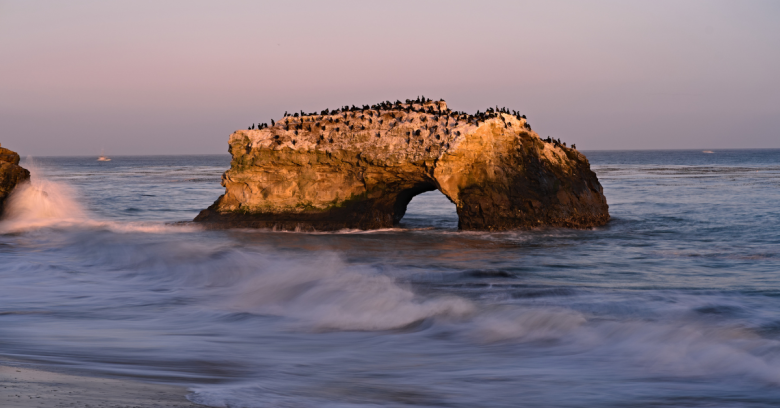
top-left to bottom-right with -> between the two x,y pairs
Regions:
1,150 -> 779,407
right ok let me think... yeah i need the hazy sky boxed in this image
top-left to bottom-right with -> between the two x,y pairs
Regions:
1,0 -> 779,155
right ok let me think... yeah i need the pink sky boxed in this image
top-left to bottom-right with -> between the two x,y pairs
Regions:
1,0 -> 779,155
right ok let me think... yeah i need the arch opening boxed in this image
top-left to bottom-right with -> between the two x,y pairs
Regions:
394,185 -> 458,230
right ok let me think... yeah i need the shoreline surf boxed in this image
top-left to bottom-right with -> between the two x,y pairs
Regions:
0,360 -> 201,408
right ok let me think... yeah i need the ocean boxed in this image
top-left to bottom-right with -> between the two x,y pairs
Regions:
1,150 -> 779,407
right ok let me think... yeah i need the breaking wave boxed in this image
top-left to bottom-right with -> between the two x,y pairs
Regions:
0,165 -> 195,234
0,167 -> 87,233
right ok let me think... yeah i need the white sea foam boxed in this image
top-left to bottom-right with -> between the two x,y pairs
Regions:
0,166 -> 87,233
228,253 -> 474,331
0,163 -> 198,234
470,306 -> 588,343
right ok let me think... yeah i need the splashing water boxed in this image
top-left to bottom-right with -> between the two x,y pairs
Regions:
1,160 -> 197,234
227,253 -> 475,331
0,162 -> 87,233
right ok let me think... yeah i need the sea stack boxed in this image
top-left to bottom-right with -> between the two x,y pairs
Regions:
195,100 -> 609,231
0,144 -> 30,216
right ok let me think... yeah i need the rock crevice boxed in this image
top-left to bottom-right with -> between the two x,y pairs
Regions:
195,100 -> 609,231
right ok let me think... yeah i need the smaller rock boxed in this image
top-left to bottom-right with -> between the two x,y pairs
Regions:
0,146 -> 31,216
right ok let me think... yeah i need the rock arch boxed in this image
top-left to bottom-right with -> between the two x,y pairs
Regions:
195,100 -> 609,231
392,181 -> 440,225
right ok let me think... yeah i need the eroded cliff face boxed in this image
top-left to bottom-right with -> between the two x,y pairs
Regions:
195,100 -> 609,231
0,145 -> 30,216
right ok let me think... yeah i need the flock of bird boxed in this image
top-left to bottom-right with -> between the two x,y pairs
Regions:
246,96 -> 575,149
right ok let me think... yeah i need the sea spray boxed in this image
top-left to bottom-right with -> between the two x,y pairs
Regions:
0,160 -> 87,233
0,159 -> 199,234
228,252 -> 475,331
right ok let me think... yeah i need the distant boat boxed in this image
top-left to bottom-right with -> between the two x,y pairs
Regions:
97,149 -> 111,161
702,150 -> 714,154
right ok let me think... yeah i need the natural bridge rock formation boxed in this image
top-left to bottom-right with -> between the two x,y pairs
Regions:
0,144 -> 30,216
195,100 -> 609,231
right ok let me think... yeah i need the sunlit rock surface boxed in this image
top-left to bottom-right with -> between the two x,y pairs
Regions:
0,145 -> 30,216
195,100 -> 609,231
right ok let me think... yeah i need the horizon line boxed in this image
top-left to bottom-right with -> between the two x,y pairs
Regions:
15,147 -> 780,158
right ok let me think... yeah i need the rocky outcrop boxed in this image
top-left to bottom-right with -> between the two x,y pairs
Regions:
0,144 -> 30,216
195,99 -> 609,231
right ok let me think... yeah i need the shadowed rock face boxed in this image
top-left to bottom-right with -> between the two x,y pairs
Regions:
0,145 -> 30,216
195,100 -> 609,231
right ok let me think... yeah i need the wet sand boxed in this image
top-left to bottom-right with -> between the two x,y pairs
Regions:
0,363 -> 202,408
